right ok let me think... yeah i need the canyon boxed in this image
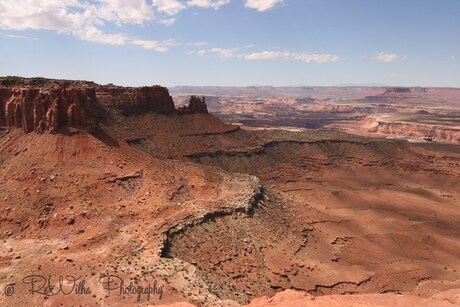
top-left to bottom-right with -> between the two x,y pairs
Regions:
0,78 -> 459,306
172,86 -> 460,145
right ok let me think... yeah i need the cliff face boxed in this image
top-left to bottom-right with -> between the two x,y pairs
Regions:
363,118 -> 460,144
0,85 -> 98,133
95,85 -> 175,115
0,77 -> 179,133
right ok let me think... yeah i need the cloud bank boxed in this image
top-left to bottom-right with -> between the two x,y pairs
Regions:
0,0 -> 178,50
0,0 -> 234,51
0,0 -> 289,50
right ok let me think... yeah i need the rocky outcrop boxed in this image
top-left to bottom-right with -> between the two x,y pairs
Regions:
0,77 -> 182,133
177,95 -> 208,114
156,287 -> 460,306
95,85 -> 175,115
243,289 -> 460,307
363,118 -> 460,144
0,85 -> 99,133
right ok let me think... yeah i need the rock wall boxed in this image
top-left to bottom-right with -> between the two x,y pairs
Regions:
95,85 -> 175,115
0,78 -> 179,133
364,118 -> 460,144
0,86 -> 98,133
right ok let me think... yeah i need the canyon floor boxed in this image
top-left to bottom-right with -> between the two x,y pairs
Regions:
0,79 -> 459,306
172,86 -> 460,145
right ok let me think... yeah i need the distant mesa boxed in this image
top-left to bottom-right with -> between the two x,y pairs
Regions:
0,77 -> 208,134
416,109 -> 431,115
384,87 -> 411,94
380,87 -> 417,97
362,87 -> 418,103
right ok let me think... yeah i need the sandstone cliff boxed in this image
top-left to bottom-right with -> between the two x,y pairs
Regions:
0,82 -> 99,133
95,84 -> 175,115
363,117 -> 460,144
0,77 -> 181,133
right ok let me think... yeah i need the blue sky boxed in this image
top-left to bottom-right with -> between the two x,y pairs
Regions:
0,0 -> 459,87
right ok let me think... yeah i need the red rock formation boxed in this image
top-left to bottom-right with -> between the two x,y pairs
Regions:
383,87 -> 411,94
0,85 -> 98,133
0,77 -> 179,133
363,118 -> 460,144
362,87 -> 419,104
177,95 -> 208,114
95,85 -> 175,115
243,289 -> 460,307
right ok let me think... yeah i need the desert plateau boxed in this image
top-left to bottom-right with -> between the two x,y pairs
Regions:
0,77 -> 459,306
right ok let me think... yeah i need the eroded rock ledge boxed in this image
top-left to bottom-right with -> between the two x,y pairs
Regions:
0,77 -> 207,133
95,84 -> 175,116
0,83 -> 99,133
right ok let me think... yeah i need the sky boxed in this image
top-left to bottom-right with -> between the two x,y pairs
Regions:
0,0 -> 459,87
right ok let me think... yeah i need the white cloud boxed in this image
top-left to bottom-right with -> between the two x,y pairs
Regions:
0,0 -> 156,32
78,26 -> 126,45
191,46 -> 340,63
195,47 -> 240,58
242,51 -> 339,63
130,38 -> 177,52
291,52 -> 340,63
186,0 -> 230,9
0,0 -> 291,53
0,0 -> 80,31
1,33 -> 37,41
373,52 -> 400,63
0,0 -> 180,51
244,0 -> 283,12
242,51 -> 290,60
188,41 -> 208,47
152,0 -> 185,16
193,45 -> 253,58
97,0 -> 155,25
157,18 -> 177,26
451,55 -> 456,60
